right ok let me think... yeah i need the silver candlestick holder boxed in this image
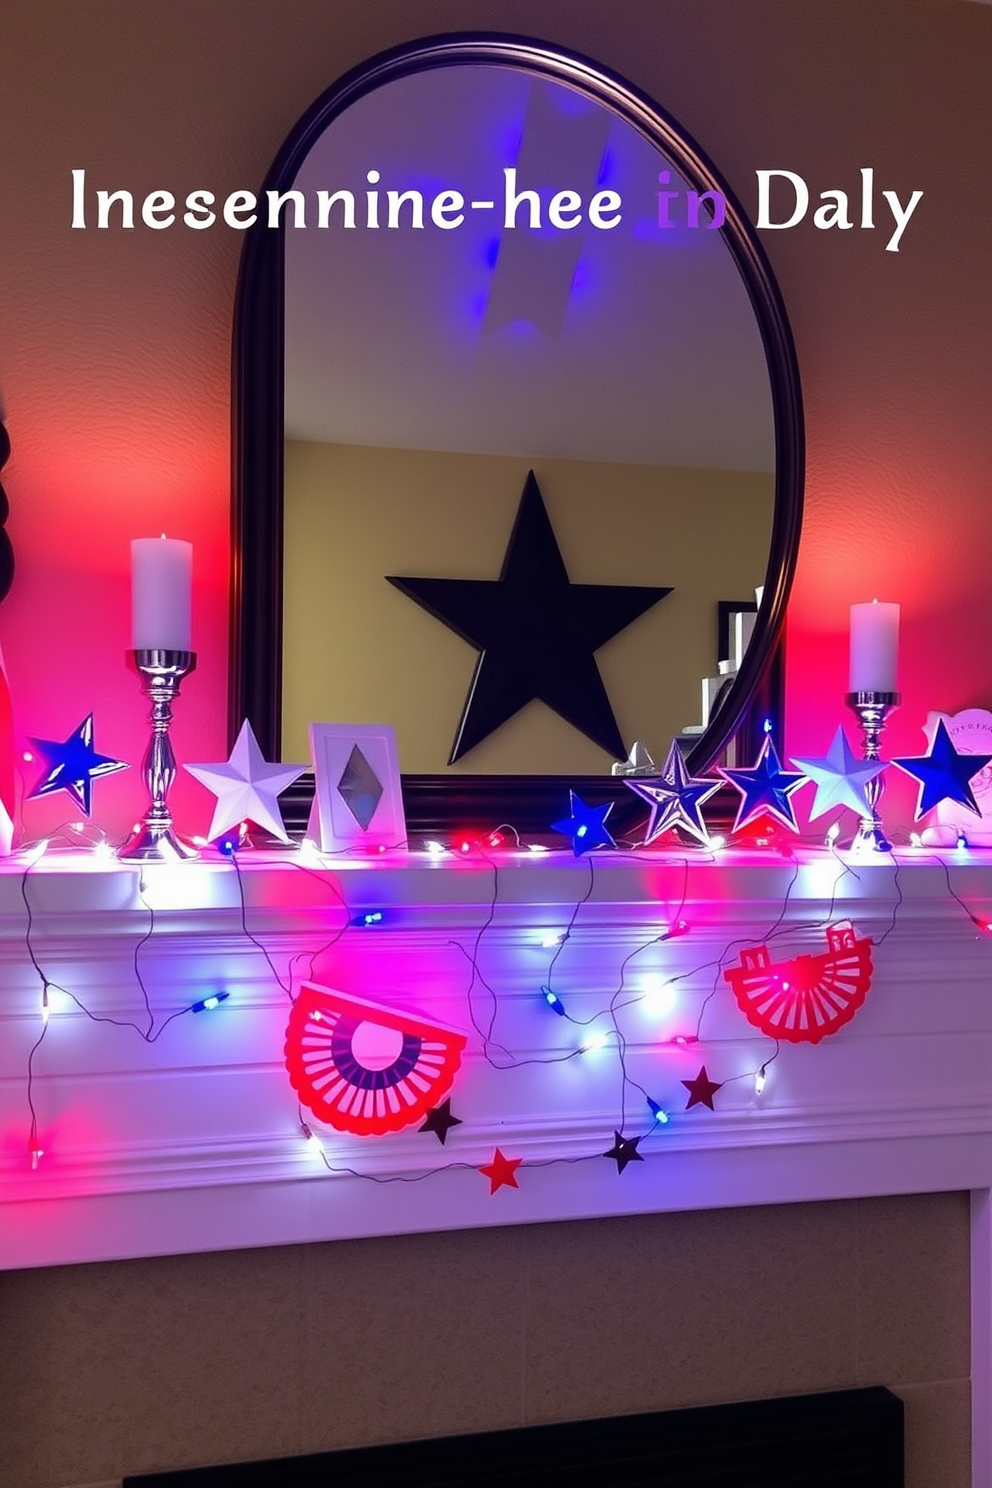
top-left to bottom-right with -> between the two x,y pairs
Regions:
118,649 -> 197,862
845,689 -> 900,853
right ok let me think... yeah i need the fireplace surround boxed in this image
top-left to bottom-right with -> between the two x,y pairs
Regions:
124,1388 -> 905,1487
0,846 -> 986,1485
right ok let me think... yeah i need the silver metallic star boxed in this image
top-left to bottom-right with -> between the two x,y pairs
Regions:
625,739 -> 721,846
185,720 -> 307,844
791,726 -> 885,821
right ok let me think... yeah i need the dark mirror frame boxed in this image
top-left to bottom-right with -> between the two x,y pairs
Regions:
231,33 -> 804,837
0,419 -> 13,606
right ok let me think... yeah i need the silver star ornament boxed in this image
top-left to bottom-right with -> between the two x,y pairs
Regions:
185,720 -> 307,844
791,726 -> 886,821
625,739 -> 721,846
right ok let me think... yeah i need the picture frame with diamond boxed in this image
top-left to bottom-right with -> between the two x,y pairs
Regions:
307,722 -> 407,853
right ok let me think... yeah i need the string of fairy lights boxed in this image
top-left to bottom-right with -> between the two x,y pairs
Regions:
8,814 -> 990,1192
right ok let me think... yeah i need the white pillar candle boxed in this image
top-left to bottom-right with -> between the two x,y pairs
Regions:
131,536 -> 193,651
849,600 -> 899,693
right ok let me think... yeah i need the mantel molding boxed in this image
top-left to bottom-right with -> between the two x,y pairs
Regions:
2,847 -> 991,1270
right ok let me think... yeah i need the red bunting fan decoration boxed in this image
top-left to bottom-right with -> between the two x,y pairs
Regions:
285,982 -> 467,1137
723,920 -> 873,1044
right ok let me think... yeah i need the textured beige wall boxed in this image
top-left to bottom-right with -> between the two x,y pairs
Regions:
0,1194 -> 970,1488
283,442 -> 772,769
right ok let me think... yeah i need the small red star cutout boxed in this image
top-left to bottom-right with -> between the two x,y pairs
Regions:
479,1147 -> 522,1194
682,1065 -> 724,1110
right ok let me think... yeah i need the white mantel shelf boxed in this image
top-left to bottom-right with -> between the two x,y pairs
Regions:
2,844 -> 992,1273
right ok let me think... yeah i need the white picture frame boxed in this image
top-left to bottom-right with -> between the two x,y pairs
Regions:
307,722 -> 407,853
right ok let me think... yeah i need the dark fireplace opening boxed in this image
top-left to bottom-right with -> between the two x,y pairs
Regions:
125,1386 -> 903,1487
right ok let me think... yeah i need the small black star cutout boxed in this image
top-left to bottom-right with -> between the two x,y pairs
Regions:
418,1098 -> 463,1145
387,471 -> 672,762
603,1130 -> 645,1174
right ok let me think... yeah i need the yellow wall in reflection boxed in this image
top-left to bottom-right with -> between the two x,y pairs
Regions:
284,440 -> 773,772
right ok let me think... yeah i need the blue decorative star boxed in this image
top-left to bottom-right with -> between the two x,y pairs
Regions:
551,790 -> 616,856
893,718 -> 992,821
625,740 -> 721,846
791,726 -> 885,821
28,713 -> 128,817
719,734 -> 806,834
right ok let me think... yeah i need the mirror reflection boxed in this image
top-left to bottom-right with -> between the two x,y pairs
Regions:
282,65 -> 774,775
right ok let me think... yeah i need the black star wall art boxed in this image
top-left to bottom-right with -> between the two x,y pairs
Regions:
387,472 -> 673,762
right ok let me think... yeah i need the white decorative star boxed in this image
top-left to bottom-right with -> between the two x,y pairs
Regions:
185,720 -> 307,844
791,726 -> 885,821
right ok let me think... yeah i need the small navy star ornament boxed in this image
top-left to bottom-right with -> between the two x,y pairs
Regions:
551,791 -> 616,856
28,713 -> 128,816
893,717 -> 992,821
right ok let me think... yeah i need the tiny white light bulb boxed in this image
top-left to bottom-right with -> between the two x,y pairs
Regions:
826,822 -> 841,845
301,1122 -> 324,1157
709,834 -> 726,853
754,1068 -> 767,1095
582,1030 -> 609,1053
641,974 -> 676,1016
423,840 -> 447,857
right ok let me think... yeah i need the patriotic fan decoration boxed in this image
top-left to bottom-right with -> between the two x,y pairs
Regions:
723,921 -> 873,1044
285,982 -> 467,1137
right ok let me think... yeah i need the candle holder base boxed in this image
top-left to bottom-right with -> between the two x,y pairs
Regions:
845,690 -> 900,855
118,821 -> 198,863
848,819 -> 893,855
117,649 -> 198,864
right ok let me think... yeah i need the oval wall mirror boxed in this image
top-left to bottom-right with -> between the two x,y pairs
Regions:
232,34 -> 803,834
